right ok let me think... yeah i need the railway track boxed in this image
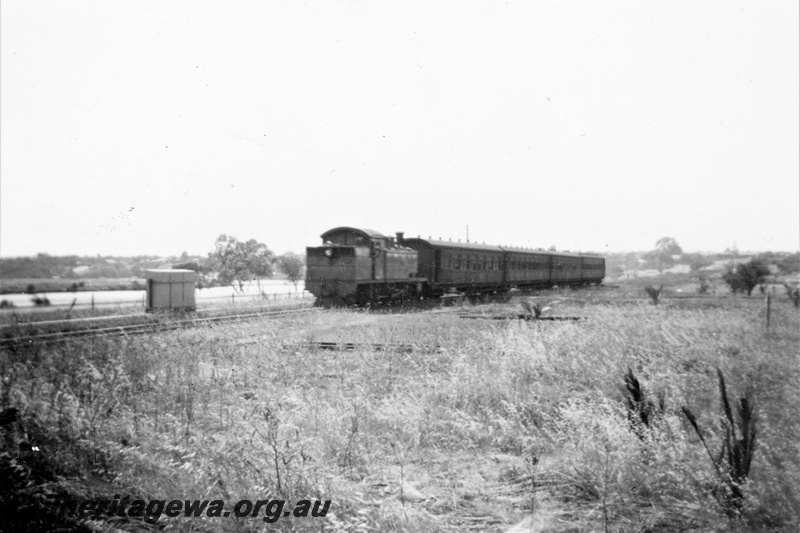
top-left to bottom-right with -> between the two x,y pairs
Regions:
302,341 -> 420,352
0,306 -> 318,346
459,314 -> 583,321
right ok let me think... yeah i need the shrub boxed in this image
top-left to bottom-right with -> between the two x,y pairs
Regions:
697,276 -> 711,295
644,285 -> 663,305
784,283 -> 800,308
682,369 -> 757,517
30,296 -> 51,307
620,368 -> 664,439
722,259 -> 770,296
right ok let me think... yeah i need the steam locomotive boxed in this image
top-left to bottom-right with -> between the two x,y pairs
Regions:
305,227 -> 605,306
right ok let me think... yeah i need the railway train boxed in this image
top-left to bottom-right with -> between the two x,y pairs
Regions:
305,226 -> 605,306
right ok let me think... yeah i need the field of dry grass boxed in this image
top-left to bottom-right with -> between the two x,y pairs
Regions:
1,285 -> 798,532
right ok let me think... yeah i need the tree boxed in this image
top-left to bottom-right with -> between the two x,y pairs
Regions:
656,237 -> 682,255
208,235 -> 275,293
643,250 -> 674,273
777,252 -> 800,274
173,261 -> 207,273
173,260 -> 215,288
644,237 -> 683,273
278,254 -> 305,291
682,252 -> 713,272
622,252 -> 639,278
721,259 -> 770,297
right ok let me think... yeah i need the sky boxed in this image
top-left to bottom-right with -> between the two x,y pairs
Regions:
1,1 -> 798,258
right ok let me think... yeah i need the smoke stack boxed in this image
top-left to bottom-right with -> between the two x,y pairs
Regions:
396,232 -> 404,245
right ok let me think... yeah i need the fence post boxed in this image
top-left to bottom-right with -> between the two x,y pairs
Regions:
766,293 -> 771,328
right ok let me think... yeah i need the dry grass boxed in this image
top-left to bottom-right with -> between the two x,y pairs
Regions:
1,288 -> 798,531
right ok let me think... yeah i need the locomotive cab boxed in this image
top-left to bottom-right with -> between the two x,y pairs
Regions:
305,227 -> 421,306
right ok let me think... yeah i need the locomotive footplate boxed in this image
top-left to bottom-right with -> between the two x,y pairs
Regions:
357,278 -> 427,305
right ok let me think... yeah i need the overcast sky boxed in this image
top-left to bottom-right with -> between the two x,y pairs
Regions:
1,1 -> 798,258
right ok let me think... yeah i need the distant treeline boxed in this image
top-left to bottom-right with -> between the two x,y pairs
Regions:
605,249 -> 799,279
0,253 -> 199,280
2,249 -> 795,282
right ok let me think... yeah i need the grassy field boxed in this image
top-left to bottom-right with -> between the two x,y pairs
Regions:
1,284 -> 798,532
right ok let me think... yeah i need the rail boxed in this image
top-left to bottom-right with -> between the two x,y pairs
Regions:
0,306 -> 318,346
459,314 -> 584,321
